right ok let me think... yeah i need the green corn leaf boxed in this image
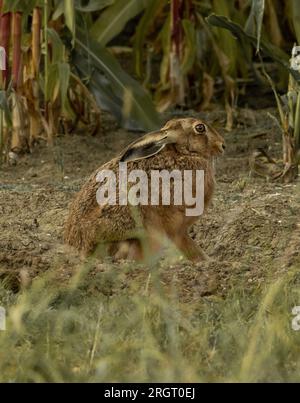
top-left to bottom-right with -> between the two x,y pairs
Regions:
133,0 -> 165,78
45,62 -> 70,106
159,15 -> 171,87
90,0 -> 148,46
3,0 -> 43,13
263,69 -> 286,128
207,14 -> 300,83
47,28 -> 65,63
181,19 -> 197,75
54,0 -> 114,20
75,0 -> 114,12
46,64 -> 60,102
0,90 -> 12,127
64,0 -> 76,39
74,30 -> 162,131
52,2 -> 64,20
212,0 -> 240,78
58,62 -> 71,110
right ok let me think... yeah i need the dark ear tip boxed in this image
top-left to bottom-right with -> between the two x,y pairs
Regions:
120,150 -> 130,163
120,143 -> 166,163
119,130 -> 173,163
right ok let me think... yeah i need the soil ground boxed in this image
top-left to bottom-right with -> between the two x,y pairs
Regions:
1,108 -> 300,300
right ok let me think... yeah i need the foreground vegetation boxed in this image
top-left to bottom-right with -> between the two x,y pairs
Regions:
1,259 -> 300,383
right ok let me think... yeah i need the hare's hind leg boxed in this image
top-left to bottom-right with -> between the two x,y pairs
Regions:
112,235 -> 164,262
111,240 -> 143,261
127,240 -> 143,261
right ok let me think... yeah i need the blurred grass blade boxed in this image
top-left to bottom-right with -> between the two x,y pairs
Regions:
262,67 -> 285,127
240,276 -> 286,382
75,30 -> 161,131
90,0 -> 147,46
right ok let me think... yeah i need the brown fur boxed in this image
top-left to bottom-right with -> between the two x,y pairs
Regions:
64,118 -> 225,262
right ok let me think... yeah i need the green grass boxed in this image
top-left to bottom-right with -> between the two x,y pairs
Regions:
1,261 -> 300,383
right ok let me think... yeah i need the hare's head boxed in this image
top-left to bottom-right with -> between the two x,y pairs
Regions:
120,118 -> 225,163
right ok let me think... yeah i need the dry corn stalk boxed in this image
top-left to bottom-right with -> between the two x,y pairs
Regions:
170,0 -> 185,106
0,7 -> 11,89
10,93 -> 28,153
12,12 -> 22,90
11,11 -> 29,153
29,7 -> 43,147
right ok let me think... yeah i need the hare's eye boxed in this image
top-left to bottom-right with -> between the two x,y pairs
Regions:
195,124 -> 206,134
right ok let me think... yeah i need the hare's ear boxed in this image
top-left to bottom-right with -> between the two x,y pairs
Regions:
120,130 -> 175,163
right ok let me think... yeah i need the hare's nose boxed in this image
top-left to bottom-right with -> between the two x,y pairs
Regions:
222,144 -> 226,150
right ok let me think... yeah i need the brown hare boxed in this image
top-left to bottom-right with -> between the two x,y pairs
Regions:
64,118 -> 225,262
